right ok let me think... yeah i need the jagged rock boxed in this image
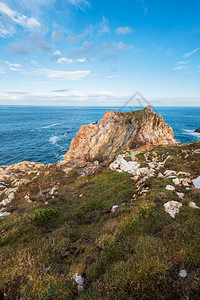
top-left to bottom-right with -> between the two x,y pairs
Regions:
189,202 -> 200,209
166,185 -> 175,191
193,176 -> 200,189
164,201 -> 182,218
63,106 -> 175,164
195,127 -> 200,133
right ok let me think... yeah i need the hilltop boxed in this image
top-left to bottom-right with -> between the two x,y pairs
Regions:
0,107 -> 200,299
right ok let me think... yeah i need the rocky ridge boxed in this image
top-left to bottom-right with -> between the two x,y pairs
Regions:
62,106 -> 176,165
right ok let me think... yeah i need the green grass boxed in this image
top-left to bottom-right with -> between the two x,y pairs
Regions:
0,143 -> 200,299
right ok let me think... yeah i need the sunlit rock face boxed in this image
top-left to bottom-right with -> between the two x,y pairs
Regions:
63,106 -> 176,164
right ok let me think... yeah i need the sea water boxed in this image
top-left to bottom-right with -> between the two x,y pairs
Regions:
0,106 -> 200,166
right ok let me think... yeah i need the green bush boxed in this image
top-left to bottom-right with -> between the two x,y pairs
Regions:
32,208 -> 58,226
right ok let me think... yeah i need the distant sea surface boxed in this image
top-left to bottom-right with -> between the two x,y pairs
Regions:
0,106 -> 200,166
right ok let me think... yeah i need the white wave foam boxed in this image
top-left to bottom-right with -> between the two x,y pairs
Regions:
42,123 -> 62,129
49,136 -> 59,144
183,129 -> 200,139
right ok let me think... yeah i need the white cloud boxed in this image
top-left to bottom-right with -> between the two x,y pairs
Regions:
108,75 -> 119,78
183,48 -> 199,58
57,57 -> 86,64
97,16 -> 110,35
116,26 -> 132,34
68,0 -> 90,11
4,61 -> 22,71
173,65 -> 190,71
37,69 -> 90,80
0,2 -> 40,35
57,58 -> 73,64
4,61 -> 22,68
176,61 -> 190,65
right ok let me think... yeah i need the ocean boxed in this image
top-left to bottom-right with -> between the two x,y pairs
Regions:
0,106 -> 200,166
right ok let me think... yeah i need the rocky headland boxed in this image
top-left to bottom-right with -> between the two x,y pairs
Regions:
0,107 -> 200,299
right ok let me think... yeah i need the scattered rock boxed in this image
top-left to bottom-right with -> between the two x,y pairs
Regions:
176,192 -> 185,200
74,273 -> 84,294
0,211 -> 11,217
179,269 -> 188,278
164,201 -> 182,218
193,176 -> 200,189
189,202 -> 200,209
165,185 -> 175,191
164,170 -> 177,177
0,198 -> 11,206
49,187 -> 57,195
173,178 -> 180,185
157,172 -> 164,178
111,205 -> 119,214
182,178 -> 191,187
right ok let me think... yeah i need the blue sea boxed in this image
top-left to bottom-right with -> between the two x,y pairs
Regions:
0,106 -> 200,166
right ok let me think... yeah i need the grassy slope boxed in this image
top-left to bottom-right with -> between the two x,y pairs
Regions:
0,142 -> 200,299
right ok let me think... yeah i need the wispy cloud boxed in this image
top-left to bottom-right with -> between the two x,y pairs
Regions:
176,61 -> 190,65
183,48 -> 199,58
68,0 -> 90,11
116,26 -> 133,34
0,2 -> 40,36
37,69 -> 90,80
97,16 -> 110,36
4,61 -> 22,71
108,75 -> 120,78
173,65 -> 190,71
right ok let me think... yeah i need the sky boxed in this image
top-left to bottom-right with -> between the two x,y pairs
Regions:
0,0 -> 200,106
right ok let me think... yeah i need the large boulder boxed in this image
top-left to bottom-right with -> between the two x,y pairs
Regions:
195,127 -> 200,133
63,106 -> 176,164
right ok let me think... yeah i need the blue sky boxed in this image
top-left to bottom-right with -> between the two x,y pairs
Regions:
0,0 -> 200,106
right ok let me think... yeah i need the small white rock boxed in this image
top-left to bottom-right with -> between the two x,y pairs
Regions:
179,269 -> 188,278
74,273 -> 84,294
157,172 -> 164,178
0,211 -> 11,217
164,201 -> 182,218
79,194 -> 83,198
111,205 -> 119,214
166,185 -> 175,191
176,192 -> 185,200
189,202 -> 200,209
173,178 -> 180,185
193,176 -> 200,189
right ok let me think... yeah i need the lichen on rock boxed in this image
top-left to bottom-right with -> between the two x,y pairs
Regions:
63,106 -> 176,165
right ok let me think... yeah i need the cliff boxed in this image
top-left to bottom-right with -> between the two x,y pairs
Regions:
63,106 -> 175,164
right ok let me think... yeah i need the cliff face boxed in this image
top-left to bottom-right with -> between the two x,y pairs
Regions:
63,106 -> 176,164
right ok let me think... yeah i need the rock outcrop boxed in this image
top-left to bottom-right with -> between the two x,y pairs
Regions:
63,106 -> 176,164
195,127 -> 200,133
